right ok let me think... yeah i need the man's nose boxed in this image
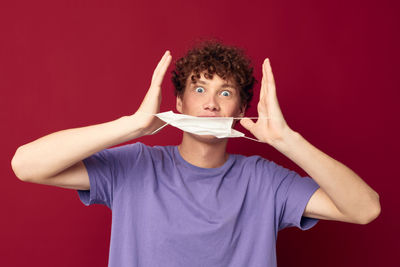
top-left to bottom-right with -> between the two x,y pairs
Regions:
202,94 -> 220,111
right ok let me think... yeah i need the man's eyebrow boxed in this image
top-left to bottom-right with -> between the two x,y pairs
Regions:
193,80 -> 237,88
195,80 -> 208,85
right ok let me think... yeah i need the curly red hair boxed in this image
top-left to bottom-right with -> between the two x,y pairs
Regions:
171,39 -> 256,109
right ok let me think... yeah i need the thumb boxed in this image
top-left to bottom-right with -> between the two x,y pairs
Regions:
240,118 -> 255,131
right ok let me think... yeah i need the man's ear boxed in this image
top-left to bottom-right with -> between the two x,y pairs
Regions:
176,95 -> 183,113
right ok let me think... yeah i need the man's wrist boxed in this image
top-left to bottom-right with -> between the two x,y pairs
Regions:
119,114 -> 147,140
270,128 -> 302,154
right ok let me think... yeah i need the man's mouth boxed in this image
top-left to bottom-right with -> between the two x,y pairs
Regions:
198,114 -> 219,117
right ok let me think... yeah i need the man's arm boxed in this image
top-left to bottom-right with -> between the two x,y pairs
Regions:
273,129 -> 380,225
240,58 -> 380,224
12,115 -> 144,188
11,50 -> 172,189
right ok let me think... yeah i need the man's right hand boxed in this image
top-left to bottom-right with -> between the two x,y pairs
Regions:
133,50 -> 172,136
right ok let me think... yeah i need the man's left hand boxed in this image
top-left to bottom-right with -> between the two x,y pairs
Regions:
240,58 -> 294,146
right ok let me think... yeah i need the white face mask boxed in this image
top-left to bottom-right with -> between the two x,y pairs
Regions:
148,111 -> 260,142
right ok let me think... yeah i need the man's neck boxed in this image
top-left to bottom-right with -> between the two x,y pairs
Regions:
178,132 -> 229,168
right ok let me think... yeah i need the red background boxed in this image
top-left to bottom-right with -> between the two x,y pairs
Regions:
1,0 -> 399,266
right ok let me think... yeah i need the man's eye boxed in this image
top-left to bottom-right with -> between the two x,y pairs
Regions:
196,87 -> 205,93
221,90 -> 231,97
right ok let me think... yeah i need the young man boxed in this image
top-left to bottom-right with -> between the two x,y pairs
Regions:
12,40 -> 380,267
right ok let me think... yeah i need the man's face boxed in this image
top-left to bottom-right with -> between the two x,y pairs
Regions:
176,71 -> 246,118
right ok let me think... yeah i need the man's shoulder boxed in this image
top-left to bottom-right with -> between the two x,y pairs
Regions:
230,153 -> 274,171
110,142 -> 175,153
100,142 -> 173,163
232,152 -> 269,164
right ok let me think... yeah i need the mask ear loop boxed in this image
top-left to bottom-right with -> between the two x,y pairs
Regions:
150,122 -> 170,135
135,111 -> 174,135
242,135 -> 263,142
150,116 -> 181,135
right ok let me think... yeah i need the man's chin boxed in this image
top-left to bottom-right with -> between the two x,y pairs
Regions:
185,132 -> 227,143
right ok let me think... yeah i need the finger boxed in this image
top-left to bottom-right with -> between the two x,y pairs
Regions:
260,62 -> 267,100
264,58 -> 276,95
141,51 -> 171,110
153,53 -> 172,87
240,118 -> 255,131
151,51 -> 171,85
264,59 -> 285,119
260,60 -> 267,101
151,50 -> 170,84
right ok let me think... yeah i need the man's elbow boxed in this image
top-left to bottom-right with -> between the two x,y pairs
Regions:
11,147 -> 25,180
358,193 -> 381,225
11,146 -> 32,182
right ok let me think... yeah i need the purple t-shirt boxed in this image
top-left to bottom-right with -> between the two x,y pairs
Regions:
77,142 -> 320,267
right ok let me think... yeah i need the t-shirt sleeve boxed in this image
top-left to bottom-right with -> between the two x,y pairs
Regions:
76,142 -> 143,209
268,160 -> 320,231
